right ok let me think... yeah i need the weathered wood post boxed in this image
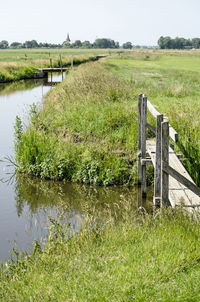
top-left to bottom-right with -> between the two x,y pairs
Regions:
41,57 -> 43,69
141,96 -> 147,197
71,56 -> 74,68
161,121 -> 170,206
138,94 -> 143,185
50,58 -> 53,83
60,54 -> 63,80
138,94 -> 147,197
154,114 -> 163,207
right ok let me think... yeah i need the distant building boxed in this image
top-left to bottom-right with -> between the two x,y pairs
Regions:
66,33 -> 70,42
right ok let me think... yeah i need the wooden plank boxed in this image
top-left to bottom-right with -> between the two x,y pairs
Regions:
147,99 -> 178,143
146,123 -> 156,134
161,121 -> 170,206
141,159 -> 153,165
154,115 -> 163,206
39,68 -> 68,72
138,94 -> 142,185
147,140 -> 187,208
147,99 -> 160,117
162,161 -> 200,197
165,119 -> 179,143
141,96 -> 147,197
147,139 -> 200,210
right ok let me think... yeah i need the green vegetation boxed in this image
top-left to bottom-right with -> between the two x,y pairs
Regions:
14,49 -> 200,186
14,62 -> 138,185
1,37 -> 120,49
158,36 -> 200,49
1,207 -> 200,301
105,50 -> 200,185
0,48 -> 110,83
1,49 -> 200,301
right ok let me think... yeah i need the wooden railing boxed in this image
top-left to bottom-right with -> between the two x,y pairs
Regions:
138,94 -> 200,208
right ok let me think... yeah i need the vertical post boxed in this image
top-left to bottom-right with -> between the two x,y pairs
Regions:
161,121 -> 170,206
50,58 -> 52,83
141,96 -> 147,197
71,55 -> 74,68
138,94 -> 143,185
154,114 -> 163,207
41,57 -> 43,69
60,54 -> 63,80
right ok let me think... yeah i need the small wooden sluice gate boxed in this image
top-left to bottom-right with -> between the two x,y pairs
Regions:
138,94 -> 200,212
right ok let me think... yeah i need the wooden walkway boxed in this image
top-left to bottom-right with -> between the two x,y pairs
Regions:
138,94 -> 200,211
39,68 -> 68,73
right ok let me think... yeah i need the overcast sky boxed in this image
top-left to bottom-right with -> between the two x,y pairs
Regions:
0,0 -> 199,45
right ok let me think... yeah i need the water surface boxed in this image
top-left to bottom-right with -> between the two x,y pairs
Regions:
0,74 -> 153,263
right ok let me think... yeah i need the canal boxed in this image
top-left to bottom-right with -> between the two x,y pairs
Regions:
0,73 -> 152,264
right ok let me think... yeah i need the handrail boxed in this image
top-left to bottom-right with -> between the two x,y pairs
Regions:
147,99 -> 178,143
138,94 -> 200,209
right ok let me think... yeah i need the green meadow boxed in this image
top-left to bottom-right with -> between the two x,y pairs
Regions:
14,49 -> 200,185
0,48 -> 116,63
1,49 -> 200,301
0,48 -> 115,83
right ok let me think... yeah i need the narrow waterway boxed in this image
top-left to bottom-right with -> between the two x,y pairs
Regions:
0,74 -> 153,264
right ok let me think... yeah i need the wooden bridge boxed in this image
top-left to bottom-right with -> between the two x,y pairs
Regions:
39,67 -> 68,73
138,94 -> 200,212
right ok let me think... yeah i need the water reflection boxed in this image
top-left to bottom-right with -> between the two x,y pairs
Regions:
14,174 -> 153,224
0,75 -> 64,97
0,72 -> 153,264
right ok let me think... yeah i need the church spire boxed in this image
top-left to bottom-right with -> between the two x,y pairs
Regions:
66,33 -> 70,42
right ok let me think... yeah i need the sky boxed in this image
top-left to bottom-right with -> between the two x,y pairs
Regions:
0,0 -> 200,46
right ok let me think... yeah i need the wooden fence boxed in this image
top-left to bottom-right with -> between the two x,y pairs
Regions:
138,94 -> 200,208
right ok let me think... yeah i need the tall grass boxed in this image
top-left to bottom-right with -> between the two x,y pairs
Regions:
0,53 -> 102,83
1,207 -> 200,301
105,51 -> 200,185
15,62 -> 139,185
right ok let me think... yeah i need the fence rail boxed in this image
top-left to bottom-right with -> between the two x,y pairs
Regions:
138,94 -> 200,209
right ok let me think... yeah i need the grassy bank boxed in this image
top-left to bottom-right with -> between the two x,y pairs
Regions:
1,208 -> 200,301
0,48 -> 114,83
14,49 -> 200,186
14,61 -> 140,185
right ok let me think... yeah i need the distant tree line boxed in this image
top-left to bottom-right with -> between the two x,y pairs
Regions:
0,38 -> 147,50
158,36 -> 200,49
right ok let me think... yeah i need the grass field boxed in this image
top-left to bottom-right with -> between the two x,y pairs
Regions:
0,48 -> 117,83
1,49 -> 200,300
0,48 -> 116,63
1,208 -> 200,301
105,50 -> 200,185
14,49 -> 200,185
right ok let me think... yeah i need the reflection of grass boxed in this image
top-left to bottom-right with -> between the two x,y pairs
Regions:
0,79 -> 43,96
15,174 -> 149,218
